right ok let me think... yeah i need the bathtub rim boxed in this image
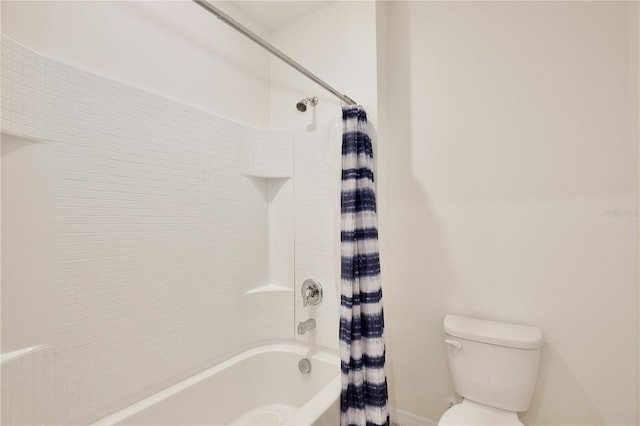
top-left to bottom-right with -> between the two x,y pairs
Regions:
92,340 -> 340,426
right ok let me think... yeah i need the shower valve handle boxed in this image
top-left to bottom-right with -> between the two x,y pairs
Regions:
301,279 -> 323,307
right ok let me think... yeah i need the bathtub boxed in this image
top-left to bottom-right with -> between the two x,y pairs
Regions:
94,342 -> 341,426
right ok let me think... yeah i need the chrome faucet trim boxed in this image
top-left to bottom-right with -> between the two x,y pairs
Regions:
303,287 -> 315,306
301,279 -> 323,307
297,318 -> 316,335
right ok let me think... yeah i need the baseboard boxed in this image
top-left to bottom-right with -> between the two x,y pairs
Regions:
390,407 -> 437,426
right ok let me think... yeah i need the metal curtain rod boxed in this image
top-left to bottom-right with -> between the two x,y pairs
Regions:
192,0 -> 357,106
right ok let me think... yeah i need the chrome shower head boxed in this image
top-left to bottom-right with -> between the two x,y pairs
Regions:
296,97 -> 318,112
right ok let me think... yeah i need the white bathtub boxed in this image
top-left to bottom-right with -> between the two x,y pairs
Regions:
94,342 -> 341,426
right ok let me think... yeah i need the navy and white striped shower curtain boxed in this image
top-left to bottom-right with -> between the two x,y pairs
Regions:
339,105 -> 389,426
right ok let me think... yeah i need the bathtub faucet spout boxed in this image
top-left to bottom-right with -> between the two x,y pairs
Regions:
297,318 -> 316,335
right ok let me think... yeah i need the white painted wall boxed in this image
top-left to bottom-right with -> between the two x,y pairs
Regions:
0,1 -> 271,126
269,1 -> 379,350
377,2 -> 639,425
269,1 -> 379,127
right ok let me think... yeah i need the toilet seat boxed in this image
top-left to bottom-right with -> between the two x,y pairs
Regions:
438,399 -> 523,426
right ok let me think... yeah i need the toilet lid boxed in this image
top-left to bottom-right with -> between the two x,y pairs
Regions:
438,400 -> 523,426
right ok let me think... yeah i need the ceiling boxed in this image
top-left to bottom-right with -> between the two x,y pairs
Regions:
232,1 -> 334,32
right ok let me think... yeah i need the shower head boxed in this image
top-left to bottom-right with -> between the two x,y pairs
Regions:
296,97 -> 318,112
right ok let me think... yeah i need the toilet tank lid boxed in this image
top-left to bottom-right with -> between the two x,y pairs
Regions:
444,315 -> 543,349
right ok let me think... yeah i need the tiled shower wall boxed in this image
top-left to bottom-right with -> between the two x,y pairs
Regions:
294,123 -> 342,350
0,35 -> 304,425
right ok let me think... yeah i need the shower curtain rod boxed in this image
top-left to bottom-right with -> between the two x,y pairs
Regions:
192,0 -> 358,106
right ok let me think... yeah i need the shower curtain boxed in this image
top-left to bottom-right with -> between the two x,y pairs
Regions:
339,105 -> 389,426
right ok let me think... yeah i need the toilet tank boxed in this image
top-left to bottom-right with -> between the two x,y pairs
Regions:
444,315 -> 543,413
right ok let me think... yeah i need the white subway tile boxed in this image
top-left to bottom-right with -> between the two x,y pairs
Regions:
1,34 -> 324,425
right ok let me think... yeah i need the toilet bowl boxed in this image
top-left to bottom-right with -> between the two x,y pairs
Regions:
438,315 -> 543,426
439,399 -> 522,426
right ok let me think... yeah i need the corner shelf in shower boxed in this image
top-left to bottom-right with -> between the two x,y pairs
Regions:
243,173 -> 292,202
244,284 -> 292,296
243,173 -> 292,179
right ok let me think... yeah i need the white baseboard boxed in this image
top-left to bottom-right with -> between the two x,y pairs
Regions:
390,407 -> 437,426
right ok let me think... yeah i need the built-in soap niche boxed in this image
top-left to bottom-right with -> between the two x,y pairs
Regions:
242,174 -> 294,297
1,131 -> 55,356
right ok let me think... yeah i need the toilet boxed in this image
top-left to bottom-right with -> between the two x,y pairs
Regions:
439,315 -> 543,426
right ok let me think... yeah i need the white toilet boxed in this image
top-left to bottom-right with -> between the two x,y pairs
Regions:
438,315 -> 543,426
